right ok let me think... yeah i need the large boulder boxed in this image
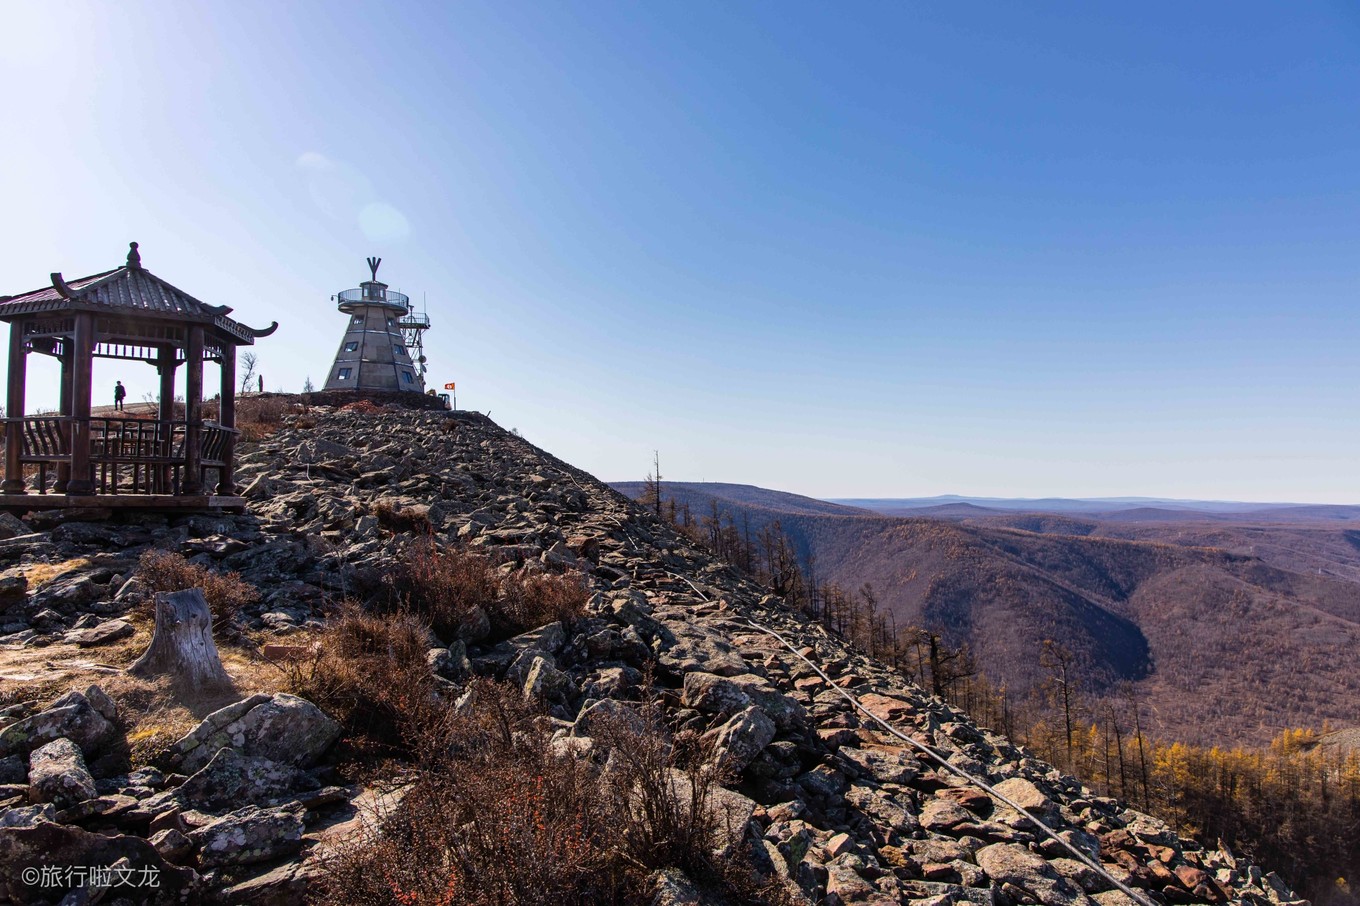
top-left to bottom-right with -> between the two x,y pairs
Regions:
0,804 -> 55,828
163,693 -> 340,773
189,803 -> 306,868
294,438 -> 356,463
837,745 -> 919,785
154,747 -> 317,814
706,705 -> 776,774
572,698 -> 646,737
0,822 -> 197,904
975,842 -> 1096,906
993,776 -> 1057,823
0,688 -> 117,759
683,672 -> 807,731
650,868 -> 707,906
683,672 -> 752,716
27,737 -> 96,809
522,655 -> 576,702
654,621 -> 749,677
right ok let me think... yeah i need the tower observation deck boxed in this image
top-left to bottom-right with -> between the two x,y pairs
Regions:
323,257 -> 431,393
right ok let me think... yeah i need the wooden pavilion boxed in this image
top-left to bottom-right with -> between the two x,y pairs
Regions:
0,242 -> 276,513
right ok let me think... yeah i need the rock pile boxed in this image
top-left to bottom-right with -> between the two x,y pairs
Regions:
0,405 -> 1308,904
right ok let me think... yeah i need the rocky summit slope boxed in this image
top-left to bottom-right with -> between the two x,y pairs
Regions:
0,404 -> 1307,905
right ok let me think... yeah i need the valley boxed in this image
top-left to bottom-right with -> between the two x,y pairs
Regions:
614,481 -> 1360,746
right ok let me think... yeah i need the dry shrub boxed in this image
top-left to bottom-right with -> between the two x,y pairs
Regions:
340,400 -> 384,414
384,541 -> 589,642
137,550 -> 258,632
593,710 -> 731,880
236,396 -> 289,440
384,541 -> 500,642
238,396 -> 287,424
315,680 -> 618,906
311,682 -> 783,906
285,603 -> 439,758
500,568 -> 590,633
238,423 -> 274,442
370,500 -> 434,535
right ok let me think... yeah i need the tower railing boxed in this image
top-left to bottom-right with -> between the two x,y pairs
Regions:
337,288 -> 410,310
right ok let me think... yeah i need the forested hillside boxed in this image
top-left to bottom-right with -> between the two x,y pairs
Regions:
615,481 -> 1360,748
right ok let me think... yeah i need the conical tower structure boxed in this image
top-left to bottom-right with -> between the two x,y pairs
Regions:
323,257 -> 430,393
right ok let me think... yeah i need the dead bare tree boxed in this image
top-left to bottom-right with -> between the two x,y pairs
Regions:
642,450 -> 663,518
239,352 -> 259,394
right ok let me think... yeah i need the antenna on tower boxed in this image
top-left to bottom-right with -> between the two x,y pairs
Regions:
367,257 -> 381,281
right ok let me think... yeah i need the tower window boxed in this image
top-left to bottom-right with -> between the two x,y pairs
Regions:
387,318 -> 395,328
338,368 -> 352,380
344,341 -> 359,352
352,315 -> 363,324
402,371 -> 414,384
394,344 -> 406,356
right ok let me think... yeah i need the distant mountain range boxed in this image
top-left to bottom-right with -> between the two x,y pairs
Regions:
832,494 -> 1360,522
612,480 -> 1360,746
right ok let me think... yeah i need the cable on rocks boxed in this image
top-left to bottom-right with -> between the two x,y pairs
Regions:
740,619 -> 1158,906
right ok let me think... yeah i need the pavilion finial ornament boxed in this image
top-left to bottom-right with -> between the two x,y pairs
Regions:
367,256 -> 381,282
127,241 -> 141,270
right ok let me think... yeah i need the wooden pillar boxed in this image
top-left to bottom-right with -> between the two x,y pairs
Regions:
182,326 -> 204,494
157,346 -> 178,492
65,313 -> 94,495
55,346 -> 73,492
2,322 -> 27,493
218,345 -> 236,495
158,346 -> 177,422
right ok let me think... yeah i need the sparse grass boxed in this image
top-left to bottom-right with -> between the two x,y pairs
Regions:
0,623 -> 281,768
22,557 -> 93,588
137,550 -> 259,632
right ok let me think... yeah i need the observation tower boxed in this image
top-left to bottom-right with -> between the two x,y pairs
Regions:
323,257 -> 430,393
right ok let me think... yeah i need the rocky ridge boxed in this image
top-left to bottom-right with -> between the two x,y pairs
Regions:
0,404 -> 1307,905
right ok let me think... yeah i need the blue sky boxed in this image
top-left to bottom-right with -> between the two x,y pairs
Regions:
3,2 -> 1358,501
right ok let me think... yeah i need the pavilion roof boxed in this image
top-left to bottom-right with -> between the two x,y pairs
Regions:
0,243 -> 277,345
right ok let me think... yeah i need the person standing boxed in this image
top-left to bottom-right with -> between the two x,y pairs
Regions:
113,381 -> 126,412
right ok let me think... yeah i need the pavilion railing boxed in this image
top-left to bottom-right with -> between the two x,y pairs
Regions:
6,416 -> 237,495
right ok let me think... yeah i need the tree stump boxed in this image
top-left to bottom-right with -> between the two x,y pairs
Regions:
129,589 -> 232,690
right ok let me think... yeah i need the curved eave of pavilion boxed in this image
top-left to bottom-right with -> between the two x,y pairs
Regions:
0,262 -> 275,347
